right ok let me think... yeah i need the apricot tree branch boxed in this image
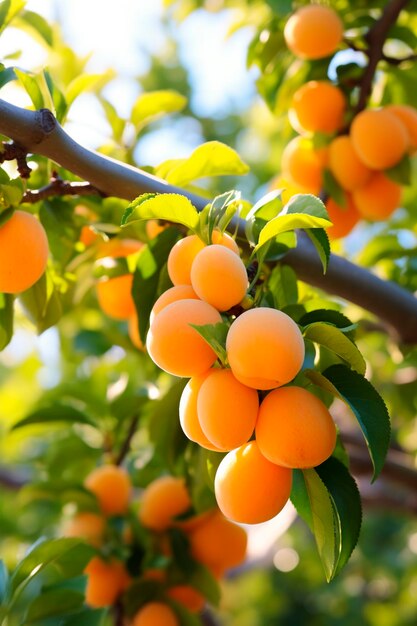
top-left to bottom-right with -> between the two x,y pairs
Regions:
22,178 -> 104,203
0,98 -> 417,342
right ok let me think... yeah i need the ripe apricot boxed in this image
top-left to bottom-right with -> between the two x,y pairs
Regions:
146,299 -> 222,377
63,512 -> 105,547
146,219 -> 167,239
290,81 -> 346,134
211,230 -> 240,254
96,237 -> 143,260
128,313 -> 144,350
0,210 -> 49,294
85,465 -> 131,516
281,137 -> 323,194
214,440 -> 292,524
150,284 -> 200,324
352,172 -> 402,220
84,557 -> 130,608
256,386 -> 336,468
179,373 -> 225,451
132,602 -> 178,626
189,510 -> 247,572
96,273 -> 135,320
386,104 -> 417,151
197,369 -> 259,451
226,307 -> 305,390
351,108 -> 409,170
139,475 -> 191,531
284,5 -> 343,60
326,195 -> 360,240
328,135 -> 372,191
167,235 -> 206,285
167,585 -> 205,612
191,245 -> 248,312
79,225 -> 100,247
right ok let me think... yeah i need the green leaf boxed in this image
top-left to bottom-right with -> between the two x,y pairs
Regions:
61,608 -> 106,626
122,193 -> 199,232
12,404 -> 96,430
305,228 -> 330,274
206,189 -> 241,242
323,169 -> 346,207
0,65 -> 16,89
26,589 -> 85,622
132,89 -> 187,129
65,71 -> 114,108
188,563 -> 221,607
285,194 -> 329,219
306,365 -> 391,481
14,67 -> 44,109
0,0 -> 10,28
0,561 -> 9,603
190,322 -> 229,366
303,322 -> 366,375
0,292 -> 14,351
18,273 -> 62,334
385,153 -> 412,185
244,189 -> 283,245
267,264 -> 298,309
299,309 -> 357,338
18,9 -> 54,46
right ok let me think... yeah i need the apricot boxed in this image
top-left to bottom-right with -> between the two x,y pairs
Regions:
352,172 -> 402,220
146,219 -> 167,239
386,104 -> 417,151
150,284 -> 200,324
328,135 -> 372,191
97,273 -> 135,320
96,237 -> 143,260
84,465 -> 131,516
132,602 -> 178,626
351,108 -> 409,170
146,299 -> 222,377
226,307 -> 305,390
281,137 -> 323,194
167,585 -> 205,612
326,195 -> 360,240
84,557 -> 131,608
191,245 -> 248,312
179,373 -> 225,451
189,510 -> 247,572
167,235 -> 206,285
197,369 -> 259,451
139,475 -> 191,531
214,440 -> 292,524
211,230 -> 240,254
0,210 -> 49,294
256,386 -> 337,468
63,512 -> 105,547
79,225 -> 99,247
284,5 -> 343,60
290,81 -> 346,134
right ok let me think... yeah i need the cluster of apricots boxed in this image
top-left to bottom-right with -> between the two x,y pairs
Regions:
64,465 -> 247,624
277,4 -> 417,238
146,233 -> 337,525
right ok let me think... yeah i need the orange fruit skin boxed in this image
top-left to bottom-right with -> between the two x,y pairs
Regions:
150,284 -> 200,324
139,476 -> 191,531
167,585 -> 206,613
281,137 -> 323,194
386,104 -> 417,152
84,465 -> 131,516
179,373 -> 225,451
84,557 -> 131,608
256,386 -> 337,469
128,313 -> 144,350
167,235 -> 206,286
146,299 -> 222,377
189,510 -> 247,572
191,245 -> 248,312
211,230 -> 240,254
326,195 -> 360,240
328,135 -> 372,191
284,5 -> 343,60
351,109 -> 409,170
226,308 -> 305,390
63,512 -> 105,547
352,172 -> 402,220
197,369 -> 259,451
146,220 -> 167,239
290,81 -> 346,134
96,273 -> 135,320
96,238 -> 143,260
0,210 -> 49,294
79,225 -> 100,247
132,602 -> 179,626
214,441 -> 292,524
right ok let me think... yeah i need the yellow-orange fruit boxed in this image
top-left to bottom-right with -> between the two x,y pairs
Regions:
84,557 -> 131,608
197,369 -> 259,451
0,210 -> 49,294
352,172 -> 402,220
190,245 -> 248,311
256,386 -> 337,468
79,225 -> 100,247
128,313 -> 144,350
290,81 -> 346,134
167,585 -> 205,612
146,220 -> 167,239
139,476 -> 191,531
189,510 -> 247,571
132,602 -> 178,626
226,307 -> 305,390
214,441 -> 292,524
328,135 -> 372,191
167,235 -> 206,285
179,373 -> 225,451
85,465 -> 131,516
150,285 -> 200,324
281,137 -> 323,194
96,273 -> 135,320
211,230 -> 240,254
146,299 -> 222,377
284,5 -> 343,60
386,104 -> 417,151
351,109 -> 409,170
96,238 -> 143,260
326,195 -> 360,240
63,512 -> 105,547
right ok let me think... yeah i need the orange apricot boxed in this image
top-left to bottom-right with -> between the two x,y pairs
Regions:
167,235 -> 206,285
328,135 -> 372,191
284,5 -> 343,60
290,81 -> 346,134
179,373 -> 225,451
211,230 -> 240,254
146,219 -> 167,239
139,475 -> 191,531
214,440 -> 292,524
150,284 -> 200,324
281,137 -> 323,194
85,465 -> 131,516
226,307 -> 305,390
350,108 -> 409,170
96,237 -> 143,260
197,369 -> 259,451
190,245 -> 248,311
84,557 -> 130,608
0,210 -> 49,294
189,510 -> 247,572
167,585 -> 205,613
256,386 -> 337,468
146,299 -> 222,377
326,195 -> 360,240
132,602 -> 178,626
79,225 -> 100,247
63,512 -> 105,547
128,313 -> 144,350
352,172 -> 402,220
386,104 -> 417,151
97,273 -> 136,320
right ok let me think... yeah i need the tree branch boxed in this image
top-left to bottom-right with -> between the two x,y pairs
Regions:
0,99 -> 417,343
22,178 -> 104,203
114,415 -> 140,466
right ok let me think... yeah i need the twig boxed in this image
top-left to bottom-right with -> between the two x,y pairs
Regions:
22,178 -> 105,203
115,415 -> 140,466
0,141 -> 31,178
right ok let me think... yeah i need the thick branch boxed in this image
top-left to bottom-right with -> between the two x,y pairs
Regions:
0,99 -> 417,342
